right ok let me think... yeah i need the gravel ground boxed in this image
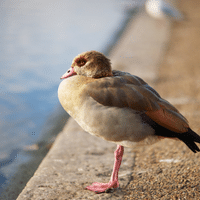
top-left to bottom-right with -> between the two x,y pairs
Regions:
123,0 -> 200,199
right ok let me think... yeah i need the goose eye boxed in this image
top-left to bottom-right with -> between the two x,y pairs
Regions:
75,57 -> 87,67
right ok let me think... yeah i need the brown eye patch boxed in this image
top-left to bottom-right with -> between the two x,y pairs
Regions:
75,56 -> 87,67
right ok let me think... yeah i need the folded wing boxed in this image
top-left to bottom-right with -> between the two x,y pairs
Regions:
86,73 -> 189,133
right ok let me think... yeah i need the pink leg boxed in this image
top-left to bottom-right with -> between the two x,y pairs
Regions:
86,145 -> 124,193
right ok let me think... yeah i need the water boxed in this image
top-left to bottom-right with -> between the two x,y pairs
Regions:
0,0 -> 142,195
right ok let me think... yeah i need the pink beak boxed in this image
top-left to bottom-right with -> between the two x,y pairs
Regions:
60,67 -> 77,79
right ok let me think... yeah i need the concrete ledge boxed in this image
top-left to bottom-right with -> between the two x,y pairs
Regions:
17,118 -> 134,199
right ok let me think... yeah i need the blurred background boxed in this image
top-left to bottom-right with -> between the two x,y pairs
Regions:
0,0 -> 148,195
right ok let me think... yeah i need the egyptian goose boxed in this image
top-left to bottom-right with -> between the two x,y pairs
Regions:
58,50 -> 200,193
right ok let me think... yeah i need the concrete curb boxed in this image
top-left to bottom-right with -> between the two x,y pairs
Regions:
16,118 -> 135,199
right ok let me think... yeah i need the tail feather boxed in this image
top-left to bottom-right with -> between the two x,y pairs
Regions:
141,113 -> 200,153
178,128 -> 200,153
